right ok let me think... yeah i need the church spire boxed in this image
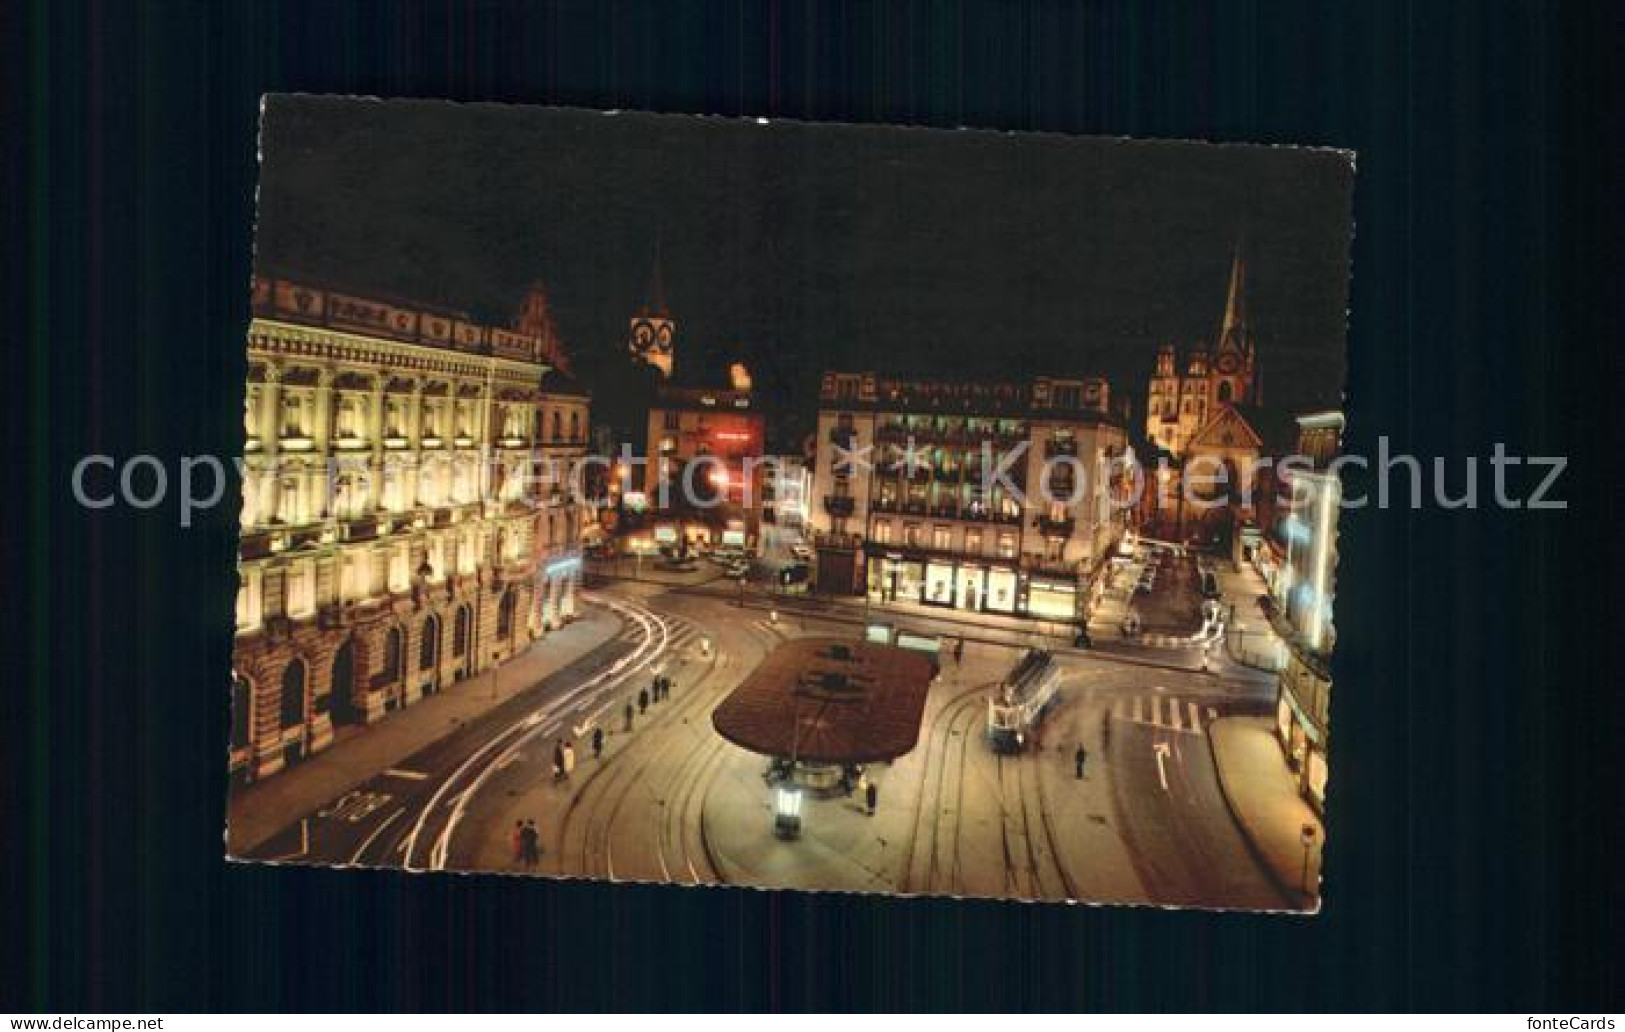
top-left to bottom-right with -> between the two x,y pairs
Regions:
1221,237 -> 1247,339
629,238 -> 676,378
645,235 -> 668,317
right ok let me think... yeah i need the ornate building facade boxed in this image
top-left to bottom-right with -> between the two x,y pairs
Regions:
230,274 -> 577,783
1144,244 -> 1258,458
532,371 -> 592,629
807,372 -> 1129,626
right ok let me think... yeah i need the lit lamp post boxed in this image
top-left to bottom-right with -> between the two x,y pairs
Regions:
773,782 -> 804,840
1300,822 -> 1318,898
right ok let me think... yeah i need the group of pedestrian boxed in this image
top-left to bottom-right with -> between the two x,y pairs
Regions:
511,819 -> 541,868
631,674 -> 675,723
551,738 -> 576,781
651,674 -> 673,702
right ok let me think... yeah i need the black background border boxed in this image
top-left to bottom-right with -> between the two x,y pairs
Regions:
3,0 -> 1619,1013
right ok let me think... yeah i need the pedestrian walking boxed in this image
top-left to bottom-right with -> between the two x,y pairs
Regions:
638,687 -> 649,714
520,820 -> 540,868
624,701 -> 634,732
562,740 -> 576,778
864,780 -> 878,815
663,676 -> 674,701
552,740 -> 566,781
592,726 -> 604,759
510,820 -> 525,863
856,770 -> 869,801
954,637 -> 965,664
1074,744 -> 1088,780
651,675 -> 662,703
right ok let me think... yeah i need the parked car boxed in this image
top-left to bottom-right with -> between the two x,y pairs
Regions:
1135,581 -> 1152,595
1256,593 -> 1277,616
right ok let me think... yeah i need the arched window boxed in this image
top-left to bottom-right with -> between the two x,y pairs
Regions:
453,605 -> 471,658
497,589 -> 517,640
383,627 -> 404,681
279,659 -> 307,729
231,673 -> 252,751
550,410 -> 563,442
1217,380 -> 1234,403
569,410 -> 580,441
419,615 -> 440,671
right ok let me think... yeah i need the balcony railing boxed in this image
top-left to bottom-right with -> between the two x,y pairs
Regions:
823,495 -> 856,517
812,530 -> 864,551
1035,514 -> 1077,536
1021,555 -> 1080,580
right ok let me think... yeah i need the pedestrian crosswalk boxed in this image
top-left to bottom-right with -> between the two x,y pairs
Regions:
1110,693 -> 1221,735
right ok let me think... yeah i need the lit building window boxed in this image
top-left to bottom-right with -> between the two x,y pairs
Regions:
286,560 -> 315,618
388,544 -> 410,593
996,533 -> 1016,558
276,472 -> 303,525
340,552 -> 369,602
335,394 -> 364,441
235,567 -> 262,632
280,392 -> 310,438
873,521 -> 891,544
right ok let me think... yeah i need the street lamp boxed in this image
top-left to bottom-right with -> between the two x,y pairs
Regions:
773,782 -> 804,840
1300,822 -> 1318,897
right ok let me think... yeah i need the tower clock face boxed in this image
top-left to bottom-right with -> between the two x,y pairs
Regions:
655,323 -> 673,351
632,321 -> 654,349
1216,353 -> 1240,374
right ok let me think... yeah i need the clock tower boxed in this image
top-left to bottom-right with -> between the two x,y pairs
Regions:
628,249 -> 676,379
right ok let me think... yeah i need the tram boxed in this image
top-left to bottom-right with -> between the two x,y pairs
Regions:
986,648 -> 1060,753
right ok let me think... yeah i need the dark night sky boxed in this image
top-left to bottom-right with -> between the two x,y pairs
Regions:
256,96 -> 1352,443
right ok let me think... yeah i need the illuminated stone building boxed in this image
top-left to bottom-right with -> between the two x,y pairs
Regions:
807,372 -> 1129,626
1145,243 -> 1259,458
643,383 -> 768,545
231,274 -> 571,782
1140,243 -> 1297,545
1270,410 -> 1344,813
633,286 -> 768,545
532,369 -> 592,631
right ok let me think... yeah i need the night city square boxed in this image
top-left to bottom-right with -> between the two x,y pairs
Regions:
226,98 -> 1353,911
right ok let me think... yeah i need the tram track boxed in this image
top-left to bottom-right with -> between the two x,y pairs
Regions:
898,681 -> 993,896
561,603 -> 783,884
400,593 -> 670,872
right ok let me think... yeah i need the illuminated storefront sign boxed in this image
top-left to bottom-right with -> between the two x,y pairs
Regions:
544,556 -> 581,578
1025,579 -> 1076,620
